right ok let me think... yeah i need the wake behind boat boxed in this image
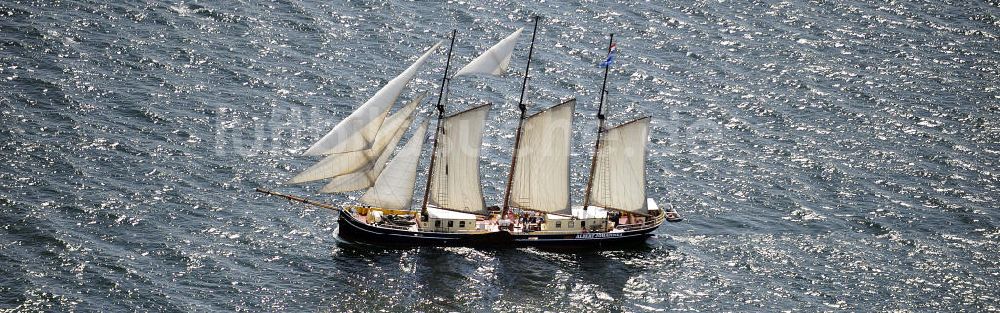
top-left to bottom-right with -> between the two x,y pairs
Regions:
259,17 -> 681,248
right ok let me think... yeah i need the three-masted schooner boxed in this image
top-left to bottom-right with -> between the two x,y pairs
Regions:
260,18 -> 677,247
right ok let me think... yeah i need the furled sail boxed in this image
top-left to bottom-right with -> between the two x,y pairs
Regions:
453,28 -> 523,77
427,104 -> 491,214
289,93 -> 425,184
588,117 -> 651,213
359,121 -> 429,210
304,41 -> 442,156
508,99 -> 575,213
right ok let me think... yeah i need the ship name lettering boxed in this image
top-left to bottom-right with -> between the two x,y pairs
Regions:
575,233 -> 623,239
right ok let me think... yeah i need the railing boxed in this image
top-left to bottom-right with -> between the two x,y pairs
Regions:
613,212 -> 665,231
421,228 -> 485,233
349,205 -> 665,234
374,223 -> 414,231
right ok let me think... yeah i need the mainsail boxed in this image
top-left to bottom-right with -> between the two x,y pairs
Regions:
507,99 -> 575,213
427,104 -> 491,214
359,121 -> 429,210
289,93 -> 425,184
587,117 -> 651,213
304,41 -> 442,156
453,28 -> 523,77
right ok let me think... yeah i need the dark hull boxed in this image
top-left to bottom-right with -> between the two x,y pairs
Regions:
336,209 -> 662,248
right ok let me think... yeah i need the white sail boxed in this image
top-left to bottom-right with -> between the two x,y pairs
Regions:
453,28 -> 523,77
289,93 -> 425,184
318,116 -> 411,193
588,117 -> 651,213
304,41 -> 442,156
427,104 -> 491,214
318,171 -> 371,193
359,121 -> 429,209
508,99 -> 575,213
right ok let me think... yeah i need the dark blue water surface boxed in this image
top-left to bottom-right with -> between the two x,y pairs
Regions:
2,0 -> 998,311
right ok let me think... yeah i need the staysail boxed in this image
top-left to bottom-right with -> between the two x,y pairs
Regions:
359,121 -> 429,210
453,28 -> 523,77
587,117 -> 651,213
289,93 -> 425,184
427,104 -> 491,214
304,41 -> 441,156
318,115 -> 413,193
507,99 -> 575,213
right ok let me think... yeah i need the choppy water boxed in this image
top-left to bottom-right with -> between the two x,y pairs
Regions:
2,0 -> 999,311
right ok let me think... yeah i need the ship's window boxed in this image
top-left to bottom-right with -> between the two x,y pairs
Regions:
435,220 -> 441,227
556,221 -> 561,228
447,221 -> 454,228
459,221 -> 466,228
568,221 -> 574,228
581,221 -> 586,228
421,215 -> 428,222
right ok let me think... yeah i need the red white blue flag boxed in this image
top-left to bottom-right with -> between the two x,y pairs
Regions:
600,43 -> 617,68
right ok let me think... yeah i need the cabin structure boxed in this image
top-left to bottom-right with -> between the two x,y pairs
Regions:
418,206 -> 478,232
543,207 -> 609,232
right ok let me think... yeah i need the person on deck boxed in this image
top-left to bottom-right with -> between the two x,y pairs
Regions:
497,218 -> 512,231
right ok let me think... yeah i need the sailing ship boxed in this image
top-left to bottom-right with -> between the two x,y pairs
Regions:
259,17 -> 681,247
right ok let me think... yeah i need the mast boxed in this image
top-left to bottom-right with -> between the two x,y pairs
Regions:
583,33 -> 614,211
500,16 -> 540,219
421,30 -> 457,216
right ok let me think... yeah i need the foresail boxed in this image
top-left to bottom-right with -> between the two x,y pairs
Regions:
588,117 -> 651,213
289,93 -> 424,184
304,41 -> 442,156
427,104 -> 491,214
508,99 -> 575,213
318,116 -> 410,193
360,121 -> 429,210
453,28 -> 523,77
